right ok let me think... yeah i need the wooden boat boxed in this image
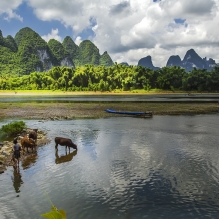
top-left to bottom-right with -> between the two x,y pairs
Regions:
105,109 -> 153,118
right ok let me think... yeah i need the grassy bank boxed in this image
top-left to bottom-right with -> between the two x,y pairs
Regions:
0,89 -> 199,96
0,102 -> 218,120
0,90 -> 218,119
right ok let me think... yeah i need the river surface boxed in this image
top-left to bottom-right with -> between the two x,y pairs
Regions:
0,115 -> 219,219
0,94 -> 219,102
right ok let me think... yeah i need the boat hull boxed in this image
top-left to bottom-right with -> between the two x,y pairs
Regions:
105,109 -> 153,117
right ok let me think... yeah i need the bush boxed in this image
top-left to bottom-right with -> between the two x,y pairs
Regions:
0,121 -> 26,137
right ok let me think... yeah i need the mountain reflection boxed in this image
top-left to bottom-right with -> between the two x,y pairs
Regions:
55,150 -> 77,164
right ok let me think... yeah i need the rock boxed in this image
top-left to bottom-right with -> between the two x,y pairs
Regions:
0,155 -> 5,163
0,127 -> 50,174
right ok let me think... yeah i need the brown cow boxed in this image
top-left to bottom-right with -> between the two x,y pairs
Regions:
55,137 -> 77,151
21,136 -> 36,153
29,129 -> 38,143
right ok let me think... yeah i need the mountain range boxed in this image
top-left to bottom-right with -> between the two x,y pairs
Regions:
137,49 -> 218,72
0,27 -> 218,76
0,27 -> 114,76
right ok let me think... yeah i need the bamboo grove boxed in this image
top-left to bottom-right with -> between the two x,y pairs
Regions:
1,64 -> 219,92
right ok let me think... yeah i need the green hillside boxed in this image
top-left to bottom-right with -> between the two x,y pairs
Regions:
0,27 -> 114,77
100,51 -> 114,66
78,40 -> 100,66
62,36 -> 80,65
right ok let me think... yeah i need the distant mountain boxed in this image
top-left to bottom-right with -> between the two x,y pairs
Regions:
137,56 -> 159,70
48,38 -> 74,67
14,27 -> 53,74
1,26 -> 218,77
166,49 -> 217,72
182,49 -> 206,71
119,62 -> 129,66
166,55 -> 182,67
0,27 -> 114,76
62,36 -> 79,60
136,48 -> 217,72
100,51 -> 114,66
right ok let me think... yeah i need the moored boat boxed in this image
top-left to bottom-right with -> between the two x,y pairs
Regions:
105,109 -> 153,118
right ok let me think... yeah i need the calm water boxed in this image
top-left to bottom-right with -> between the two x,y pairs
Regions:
0,115 -> 219,219
0,94 -> 219,102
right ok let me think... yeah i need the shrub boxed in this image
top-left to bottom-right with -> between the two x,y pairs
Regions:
0,121 -> 26,136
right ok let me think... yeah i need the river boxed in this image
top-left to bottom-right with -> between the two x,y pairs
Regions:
0,93 -> 219,103
0,115 -> 219,219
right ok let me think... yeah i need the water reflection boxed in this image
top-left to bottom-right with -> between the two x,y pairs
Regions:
21,153 -> 38,170
55,150 -> 77,164
1,115 -> 219,219
11,166 -> 23,193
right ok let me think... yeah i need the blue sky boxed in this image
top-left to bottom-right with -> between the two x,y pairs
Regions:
0,0 -> 219,66
0,2 -> 95,41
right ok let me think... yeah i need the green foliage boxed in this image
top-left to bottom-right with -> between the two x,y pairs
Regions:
41,192 -> 66,219
78,40 -> 100,66
0,121 -> 26,136
14,27 -> 47,48
99,51 -> 114,66
4,35 -> 18,52
14,27 -> 50,75
41,207 -> 66,219
0,27 -> 115,77
48,39 -> 70,65
0,51 -> 219,93
62,36 -> 79,65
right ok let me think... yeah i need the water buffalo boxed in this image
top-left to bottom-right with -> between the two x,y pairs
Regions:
29,129 -> 38,143
21,136 -> 36,153
55,137 -> 77,151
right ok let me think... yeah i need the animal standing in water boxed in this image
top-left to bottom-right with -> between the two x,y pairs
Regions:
55,137 -> 77,151
29,129 -> 38,143
21,136 -> 36,153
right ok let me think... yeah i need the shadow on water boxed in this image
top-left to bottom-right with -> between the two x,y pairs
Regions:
55,150 -> 77,164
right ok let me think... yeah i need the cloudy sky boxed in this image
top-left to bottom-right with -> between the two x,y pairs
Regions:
0,0 -> 219,67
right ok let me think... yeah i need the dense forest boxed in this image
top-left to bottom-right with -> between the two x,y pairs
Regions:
1,64 -> 219,92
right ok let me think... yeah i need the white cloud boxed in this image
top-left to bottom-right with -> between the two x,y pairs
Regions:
41,28 -> 62,42
0,0 -> 23,21
75,36 -> 82,46
27,0 -> 91,34
2,0 -> 219,66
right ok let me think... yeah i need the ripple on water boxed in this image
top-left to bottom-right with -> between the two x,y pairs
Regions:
1,116 -> 219,219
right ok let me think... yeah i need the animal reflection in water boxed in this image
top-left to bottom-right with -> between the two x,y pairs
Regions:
11,166 -> 23,193
21,153 -> 38,170
55,150 -> 77,164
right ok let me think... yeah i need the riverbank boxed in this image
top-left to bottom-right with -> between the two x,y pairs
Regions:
0,129 -> 50,174
0,102 -> 218,120
0,90 -> 205,96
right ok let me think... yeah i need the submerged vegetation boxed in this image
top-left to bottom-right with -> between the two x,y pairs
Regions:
1,64 -> 219,93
